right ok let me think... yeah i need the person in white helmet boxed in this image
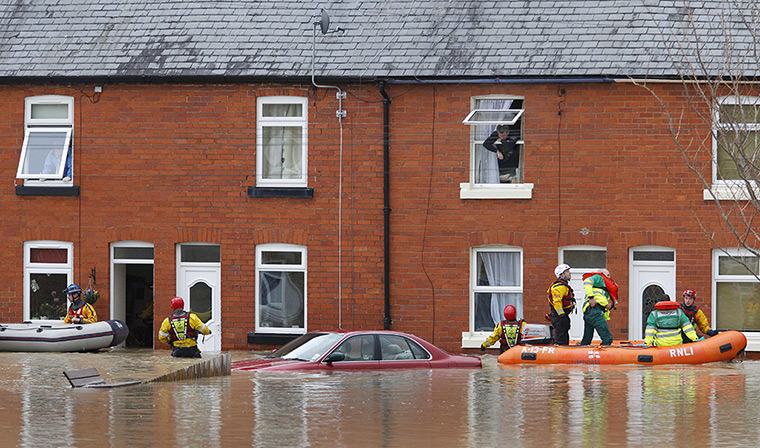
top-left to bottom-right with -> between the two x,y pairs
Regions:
547,264 -> 575,345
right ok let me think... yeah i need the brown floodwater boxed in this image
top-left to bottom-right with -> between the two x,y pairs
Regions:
0,350 -> 757,447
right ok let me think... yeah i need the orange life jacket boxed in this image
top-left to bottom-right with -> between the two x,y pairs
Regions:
547,278 -> 575,313
655,301 -> 680,310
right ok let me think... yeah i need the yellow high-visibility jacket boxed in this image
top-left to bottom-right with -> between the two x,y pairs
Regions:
158,312 -> 210,348
583,274 -> 612,320
645,307 -> 698,347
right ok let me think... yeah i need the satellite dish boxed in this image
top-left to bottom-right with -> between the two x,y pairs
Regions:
320,9 -> 330,34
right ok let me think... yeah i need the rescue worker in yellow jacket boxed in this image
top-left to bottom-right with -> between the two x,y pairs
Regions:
480,305 -> 526,353
680,289 -> 719,342
547,263 -> 575,345
158,296 -> 211,358
63,284 -> 98,324
645,295 -> 698,347
580,269 -> 616,345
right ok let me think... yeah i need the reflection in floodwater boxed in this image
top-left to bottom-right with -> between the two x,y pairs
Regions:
0,352 -> 759,447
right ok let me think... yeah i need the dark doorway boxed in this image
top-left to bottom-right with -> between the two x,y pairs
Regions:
125,264 -> 154,348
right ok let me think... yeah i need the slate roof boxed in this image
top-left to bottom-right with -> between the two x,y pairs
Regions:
0,0 -> 757,82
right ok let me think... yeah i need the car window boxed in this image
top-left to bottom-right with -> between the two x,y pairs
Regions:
379,334 -> 413,360
271,333 -> 343,361
379,335 -> 430,360
408,338 -> 431,360
333,335 -> 375,361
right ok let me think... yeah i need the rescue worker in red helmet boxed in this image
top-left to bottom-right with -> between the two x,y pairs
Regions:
63,284 -> 98,324
645,294 -> 698,347
547,263 -> 575,345
158,296 -> 211,358
480,305 -> 526,353
680,289 -> 719,342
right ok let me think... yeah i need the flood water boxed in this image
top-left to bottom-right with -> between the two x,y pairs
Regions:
1,351 -> 758,447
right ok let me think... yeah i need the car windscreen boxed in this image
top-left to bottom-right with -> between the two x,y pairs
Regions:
269,333 -> 345,361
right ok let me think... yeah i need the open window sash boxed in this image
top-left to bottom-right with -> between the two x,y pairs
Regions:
462,109 -> 524,125
16,127 -> 72,180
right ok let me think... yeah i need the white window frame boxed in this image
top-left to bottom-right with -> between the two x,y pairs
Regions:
255,243 -> 307,334
706,96 -> 760,201
712,248 -> 760,349
23,240 -> 73,323
460,95 -> 533,200
256,96 -> 308,188
17,95 -> 74,185
462,246 -> 523,348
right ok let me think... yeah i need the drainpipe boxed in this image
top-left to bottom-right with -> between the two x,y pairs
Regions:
380,81 -> 392,330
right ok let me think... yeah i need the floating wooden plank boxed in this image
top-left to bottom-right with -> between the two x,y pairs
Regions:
63,367 -> 106,387
63,367 -> 141,388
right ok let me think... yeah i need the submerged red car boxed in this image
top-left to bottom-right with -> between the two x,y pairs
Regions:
232,330 -> 482,371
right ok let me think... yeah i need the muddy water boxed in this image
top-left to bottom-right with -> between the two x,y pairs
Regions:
0,351 -> 758,447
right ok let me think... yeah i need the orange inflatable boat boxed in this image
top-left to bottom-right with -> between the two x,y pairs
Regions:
498,331 -> 747,365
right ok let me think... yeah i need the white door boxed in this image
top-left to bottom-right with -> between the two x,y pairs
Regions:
179,267 -> 221,352
628,247 -> 676,341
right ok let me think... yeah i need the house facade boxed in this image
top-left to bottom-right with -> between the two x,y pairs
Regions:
1,1 -> 759,352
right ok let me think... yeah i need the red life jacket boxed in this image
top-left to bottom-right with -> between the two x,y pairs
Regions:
168,311 -> 199,342
547,278 -> 575,312
499,319 -> 524,349
680,303 -> 700,323
582,272 -> 619,305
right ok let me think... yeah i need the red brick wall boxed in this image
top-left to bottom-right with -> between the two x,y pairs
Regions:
0,80 -> 742,351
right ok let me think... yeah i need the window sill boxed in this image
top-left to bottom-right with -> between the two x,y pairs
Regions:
703,184 -> 760,201
248,187 -> 314,198
16,185 -> 80,196
247,332 -> 302,345
461,331 -> 490,349
745,333 -> 760,352
459,182 -> 533,199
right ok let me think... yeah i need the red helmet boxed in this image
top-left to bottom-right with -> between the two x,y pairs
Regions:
171,296 -> 185,310
503,305 -> 517,321
683,289 -> 696,300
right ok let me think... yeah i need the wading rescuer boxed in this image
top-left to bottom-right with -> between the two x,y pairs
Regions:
680,289 -> 719,342
63,284 -> 97,324
480,305 -> 526,353
547,263 -> 575,345
580,269 -> 617,346
645,295 -> 698,347
158,296 -> 211,358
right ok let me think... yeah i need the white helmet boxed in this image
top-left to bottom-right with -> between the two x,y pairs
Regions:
555,263 -> 571,278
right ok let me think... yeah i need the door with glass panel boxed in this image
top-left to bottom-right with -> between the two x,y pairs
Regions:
628,247 -> 676,341
177,244 -> 221,352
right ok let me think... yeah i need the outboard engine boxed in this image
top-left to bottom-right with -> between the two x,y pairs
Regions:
521,323 -> 553,345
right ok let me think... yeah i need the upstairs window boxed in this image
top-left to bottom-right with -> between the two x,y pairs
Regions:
714,96 -> 760,183
256,96 -> 308,188
463,97 -> 525,185
16,96 -> 74,184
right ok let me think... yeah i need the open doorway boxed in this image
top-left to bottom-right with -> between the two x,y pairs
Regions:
125,264 -> 154,348
111,241 -> 155,349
